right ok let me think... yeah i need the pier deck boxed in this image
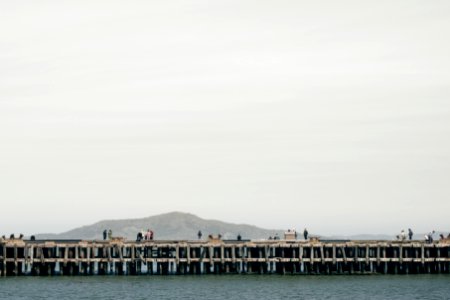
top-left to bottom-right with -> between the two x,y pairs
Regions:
1,239 -> 449,276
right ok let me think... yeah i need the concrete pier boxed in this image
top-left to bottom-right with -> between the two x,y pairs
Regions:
1,239 -> 449,276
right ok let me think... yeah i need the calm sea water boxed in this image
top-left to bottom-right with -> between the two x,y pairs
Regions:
1,275 -> 449,299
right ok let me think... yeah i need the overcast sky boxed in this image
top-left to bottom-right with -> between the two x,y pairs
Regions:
1,0 -> 449,236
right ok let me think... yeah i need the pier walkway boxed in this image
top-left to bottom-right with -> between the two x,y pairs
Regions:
1,239 -> 449,276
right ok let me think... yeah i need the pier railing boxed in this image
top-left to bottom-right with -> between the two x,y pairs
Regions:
1,239 -> 449,276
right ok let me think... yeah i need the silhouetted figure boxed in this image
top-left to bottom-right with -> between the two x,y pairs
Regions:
10,234 -> 14,239
108,229 -> 112,240
19,234 -> 24,239
274,233 -> 279,240
198,230 -> 202,240
303,228 -> 308,240
137,232 -> 143,242
30,235 -> 35,241
440,234 -> 445,240
103,229 -> 107,240
268,236 -> 273,240
237,234 -> 242,241
408,228 -> 413,240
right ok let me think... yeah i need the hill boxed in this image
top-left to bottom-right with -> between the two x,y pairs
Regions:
34,212 -> 283,240
34,212 -> 434,241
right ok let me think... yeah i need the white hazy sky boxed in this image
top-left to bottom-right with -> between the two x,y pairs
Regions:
1,0 -> 450,236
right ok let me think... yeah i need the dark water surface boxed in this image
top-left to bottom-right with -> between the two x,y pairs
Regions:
1,275 -> 449,299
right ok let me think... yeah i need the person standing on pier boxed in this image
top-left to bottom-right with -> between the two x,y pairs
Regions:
137,231 -> 143,242
103,229 -> 107,240
408,228 -> 413,240
146,229 -> 152,240
198,230 -> 202,240
425,231 -> 435,244
108,229 -> 112,240
400,230 -> 406,241
303,228 -> 308,240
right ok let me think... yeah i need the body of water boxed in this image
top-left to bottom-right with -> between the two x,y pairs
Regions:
1,275 -> 449,299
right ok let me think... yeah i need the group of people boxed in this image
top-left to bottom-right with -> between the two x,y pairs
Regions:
424,231 -> 450,244
4,227 -> 449,243
136,229 -> 154,242
423,231 -> 443,244
1,234 -> 24,240
268,234 -> 280,240
397,228 -> 414,241
102,229 -> 113,240
439,233 -> 450,240
395,229 -> 450,244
